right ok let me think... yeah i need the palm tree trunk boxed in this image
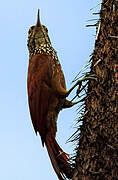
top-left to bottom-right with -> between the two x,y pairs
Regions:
72,1 -> 118,179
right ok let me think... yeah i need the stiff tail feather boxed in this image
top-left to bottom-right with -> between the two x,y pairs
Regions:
45,135 -> 73,180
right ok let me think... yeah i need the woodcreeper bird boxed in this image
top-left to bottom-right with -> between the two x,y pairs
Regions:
27,10 -> 83,180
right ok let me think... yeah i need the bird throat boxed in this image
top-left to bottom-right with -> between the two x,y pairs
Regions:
28,42 -> 58,60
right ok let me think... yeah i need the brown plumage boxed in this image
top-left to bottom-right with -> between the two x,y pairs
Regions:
27,10 -> 74,180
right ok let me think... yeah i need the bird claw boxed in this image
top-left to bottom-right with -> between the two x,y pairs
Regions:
76,73 -> 97,84
67,73 -> 97,103
76,73 -> 97,96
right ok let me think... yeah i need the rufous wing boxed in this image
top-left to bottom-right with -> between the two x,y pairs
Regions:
27,54 -> 68,145
27,54 -> 52,144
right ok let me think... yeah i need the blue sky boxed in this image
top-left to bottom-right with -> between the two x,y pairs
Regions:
0,1 -> 100,179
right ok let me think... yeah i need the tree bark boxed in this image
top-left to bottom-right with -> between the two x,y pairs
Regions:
73,1 -> 118,179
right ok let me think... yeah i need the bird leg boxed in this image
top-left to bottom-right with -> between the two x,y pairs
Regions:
62,74 -> 97,109
51,73 -> 97,108
66,74 -> 97,97
62,99 -> 83,109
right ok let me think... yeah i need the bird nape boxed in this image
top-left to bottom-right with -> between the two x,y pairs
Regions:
27,9 -> 89,180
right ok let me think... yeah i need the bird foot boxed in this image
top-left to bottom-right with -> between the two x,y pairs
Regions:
62,99 -> 83,109
67,73 -> 97,97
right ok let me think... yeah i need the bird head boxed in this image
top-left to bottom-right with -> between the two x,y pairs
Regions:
27,10 -> 51,55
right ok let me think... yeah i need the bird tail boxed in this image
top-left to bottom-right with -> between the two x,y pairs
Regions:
45,135 -> 73,180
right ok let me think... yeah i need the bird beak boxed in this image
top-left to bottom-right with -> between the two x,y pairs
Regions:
36,9 -> 41,27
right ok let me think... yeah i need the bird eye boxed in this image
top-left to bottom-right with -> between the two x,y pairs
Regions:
28,26 -> 35,35
45,27 -> 48,33
31,26 -> 35,30
42,25 -> 48,33
28,29 -> 31,34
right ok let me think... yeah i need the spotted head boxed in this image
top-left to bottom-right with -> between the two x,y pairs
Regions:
27,10 -> 52,56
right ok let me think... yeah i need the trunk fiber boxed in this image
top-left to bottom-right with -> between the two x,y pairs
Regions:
73,1 -> 118,179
